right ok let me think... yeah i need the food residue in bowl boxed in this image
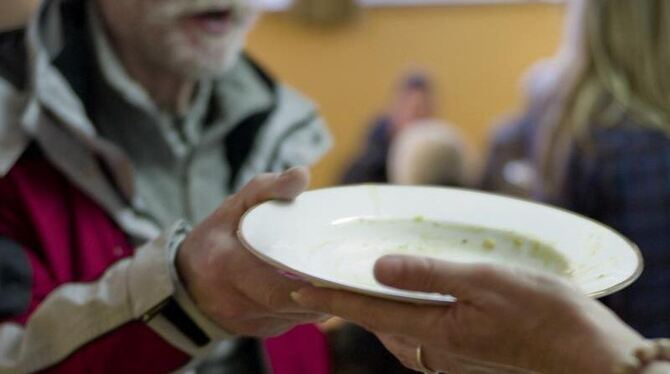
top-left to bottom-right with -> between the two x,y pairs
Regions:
295,217 -> 570,290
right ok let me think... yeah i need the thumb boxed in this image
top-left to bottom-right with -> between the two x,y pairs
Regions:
374,256 -> 491,300
222,167 -> 310,226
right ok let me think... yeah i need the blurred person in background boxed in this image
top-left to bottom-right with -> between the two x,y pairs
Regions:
0,0 -> 332,372
535,0 -> 670,338
342,71 -> 435,184
479,61 -> 559,197
483,0 -> 670,338
387,119 -> 467,187
479,0 -> 586,198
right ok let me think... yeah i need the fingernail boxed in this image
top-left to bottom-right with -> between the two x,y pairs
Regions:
292,289 -> 318,308
290,291 -> 304,304
274,168 -> 309,199
374,255 -> 406,282
283,166 -> 298,174
279,167 -> 302,181
278,169 -> 292,180
279,270 -> 306,282
377,255 -> 405,272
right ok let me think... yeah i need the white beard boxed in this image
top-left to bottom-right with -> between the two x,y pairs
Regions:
143,0 -> 260,78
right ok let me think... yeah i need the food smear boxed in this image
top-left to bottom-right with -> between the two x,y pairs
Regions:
301,217 -> 570,290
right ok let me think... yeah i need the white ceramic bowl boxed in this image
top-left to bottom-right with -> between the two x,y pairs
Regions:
239,185 -> 643,304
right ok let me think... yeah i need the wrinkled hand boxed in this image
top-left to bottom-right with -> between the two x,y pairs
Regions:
177,167 -> 326,337
293,256 -> 644,373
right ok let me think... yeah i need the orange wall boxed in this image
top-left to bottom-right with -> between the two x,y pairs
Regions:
248,4 -> 565,188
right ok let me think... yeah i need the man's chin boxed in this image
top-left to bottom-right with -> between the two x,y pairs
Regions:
157,32 -> 247,79
163,47 -> 244,80
187,59 -> 239,79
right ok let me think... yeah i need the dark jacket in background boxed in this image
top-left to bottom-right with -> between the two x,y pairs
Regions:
563,121 -> 670,338
342,118 -> 392,184
482,110 -> 670,338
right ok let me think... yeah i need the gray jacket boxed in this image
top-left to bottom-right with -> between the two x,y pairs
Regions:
0,0 -> 331,372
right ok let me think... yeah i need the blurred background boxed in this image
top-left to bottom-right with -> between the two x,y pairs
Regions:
246,1 -> 564,188
0,0 -> 564,188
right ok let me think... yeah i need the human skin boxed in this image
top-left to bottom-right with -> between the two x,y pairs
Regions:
293,256 -> 645,373
176,167 -> 329,337
96,0 -> 257,113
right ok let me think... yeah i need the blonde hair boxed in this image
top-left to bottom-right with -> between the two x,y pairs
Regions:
388,120 -> 466,186
538,0 -> 670,199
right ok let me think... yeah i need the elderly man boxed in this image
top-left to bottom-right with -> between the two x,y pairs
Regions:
0,0 -> 331,372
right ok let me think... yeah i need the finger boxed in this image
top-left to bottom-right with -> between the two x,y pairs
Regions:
374,255 -> 528,300
270,166 -> 310,201
232,318 -> 301,338
376,334 -> 422,371
292,287 -> 446,340
377,334 -> 461,374
378,335 -> 532,374
374,256 -> 473,299
222,167 -> 310,226
255,312 -> 329,323
218,290 -> 325,324
237,256 -> 314,312
241,316 -> 327,338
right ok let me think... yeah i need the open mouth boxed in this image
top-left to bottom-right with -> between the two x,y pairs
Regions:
187,9 -> 234,34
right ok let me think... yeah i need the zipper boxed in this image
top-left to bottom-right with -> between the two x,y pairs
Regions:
182,148 -> 195,223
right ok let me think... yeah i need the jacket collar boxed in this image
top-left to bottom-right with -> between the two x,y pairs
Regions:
0,0 -> 292,176
0,0 -> 323,241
